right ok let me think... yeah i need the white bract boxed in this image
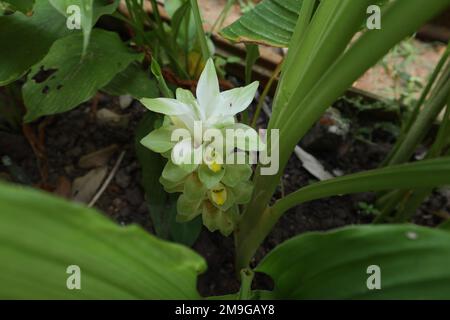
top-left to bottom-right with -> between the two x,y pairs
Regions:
139,58 -> 262,235
140,58 -> 261,167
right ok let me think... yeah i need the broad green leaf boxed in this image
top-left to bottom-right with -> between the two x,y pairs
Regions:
102,62 -> 159,99
438,219 -> 450,231
23,29 -> 141,122
0,182 -> 206,299
0,0 -> 69,85
273,157 -> 450,215
49,0 -> 120,54
1,0 -> 34,13
257,224 -> 450,299
220,0 -> 302,47
135,113 -> 202,246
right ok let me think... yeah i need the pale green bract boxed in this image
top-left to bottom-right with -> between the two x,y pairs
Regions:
140,59 -> 260,236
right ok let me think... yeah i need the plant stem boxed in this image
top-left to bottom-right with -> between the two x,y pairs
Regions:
151,58 -> 174,98
404,42 -> 450,134
189,0 -> 211,61
149,0 -> 163,28
211,0 -> 235,34
251,61 -> 283,128
238,269 -> 254,300
387,76 -> 450,165
382,42 -> 450,166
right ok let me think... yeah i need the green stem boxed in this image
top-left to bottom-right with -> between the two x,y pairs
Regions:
151,58 -> 174,98
189,0 -> 211,60
251,61 -> 283,128
236,0 -> 375,272
403,42 -> 450,134
211,0 -> 235,34
150,0 -> 163,28
382,42 -> 450,166
387,76 -> 450,165
238,269 -> 254,300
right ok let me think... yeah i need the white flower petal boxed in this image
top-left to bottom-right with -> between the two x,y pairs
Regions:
224,123 -> 265,152
170,111 -> 197,133
140,97 -> 191,115
176,88 -> 204,120
204,115 -> 235,129
171,138 -> 202,166
220,81 -> 259,116
196,58 -> 220,118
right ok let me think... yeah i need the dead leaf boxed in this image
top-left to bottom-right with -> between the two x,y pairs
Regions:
71,167 -> 108,203
78,144 -> 118,169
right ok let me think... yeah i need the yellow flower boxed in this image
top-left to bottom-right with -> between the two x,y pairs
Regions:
208,161 -> 222,173
211,186 -> 227,206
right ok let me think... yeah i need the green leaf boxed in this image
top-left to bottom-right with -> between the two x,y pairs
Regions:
170,215 -> 203,246
273,157 -> 450,215
1,0 -> 34,13
102,62 -> 159,99
438,219 -> 450,231
23,29 -> 141,122
257,224 -> 450,299
135,113 -> 201,246
0,181 -> 205,299
220,0 -> 302,47
49,0 -> 120,54
0,0 -> 69,85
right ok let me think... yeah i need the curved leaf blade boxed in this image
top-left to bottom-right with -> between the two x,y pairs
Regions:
0,0 -> 70,85
257,224 -> 450,299
49,0 -> 120,54
220,0 -> 302,47
0,182 -> 206,299
23,29 -> 142,122
102,62 -> 159,99
273,157 -> 450,215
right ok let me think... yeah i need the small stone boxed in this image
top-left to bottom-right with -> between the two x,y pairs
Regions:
119,95 -> 133,109
96,108 -> 130,128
